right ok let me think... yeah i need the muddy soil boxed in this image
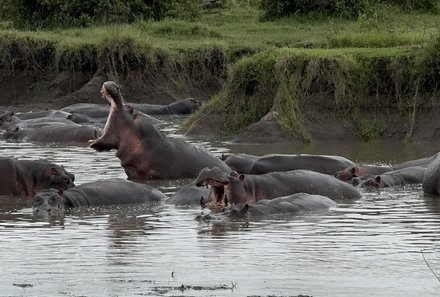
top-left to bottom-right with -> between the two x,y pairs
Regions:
1,69 -> 439,144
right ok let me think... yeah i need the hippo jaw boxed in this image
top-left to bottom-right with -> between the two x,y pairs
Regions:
196,167 -> 231,208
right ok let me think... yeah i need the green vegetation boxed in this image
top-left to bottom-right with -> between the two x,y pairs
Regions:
0,1 -> 439,142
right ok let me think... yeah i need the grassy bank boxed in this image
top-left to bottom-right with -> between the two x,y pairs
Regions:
0,6 -> 439,141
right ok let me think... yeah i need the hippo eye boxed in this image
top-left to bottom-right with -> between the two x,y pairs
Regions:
63,177 -> 70,183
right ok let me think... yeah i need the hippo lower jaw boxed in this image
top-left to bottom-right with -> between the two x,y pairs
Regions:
200,181 -> 228,209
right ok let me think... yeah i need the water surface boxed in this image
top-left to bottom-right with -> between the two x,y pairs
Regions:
1,120 -> 440,297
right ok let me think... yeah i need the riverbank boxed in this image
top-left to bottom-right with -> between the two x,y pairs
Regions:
0,6 -> 439,143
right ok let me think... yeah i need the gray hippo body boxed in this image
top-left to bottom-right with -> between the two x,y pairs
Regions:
129,98 -> 201,115
392,153 -> 438,170
4,122 -> 101,145
229,193 -> 337,219
335,165 -> 393,182
61,103 -> 110,119
0,157 -> 75,196
224,153 -> 356,175
90,81 -> 230,180
195,167 -> 361,207
423,153 -> 440,195
355,166 -> 426,188
33,179 -> 166,214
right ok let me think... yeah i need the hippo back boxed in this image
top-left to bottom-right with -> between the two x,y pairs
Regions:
63,179 -> 166,207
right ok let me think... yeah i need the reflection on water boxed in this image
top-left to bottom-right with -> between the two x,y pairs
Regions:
1,118 -> 440,297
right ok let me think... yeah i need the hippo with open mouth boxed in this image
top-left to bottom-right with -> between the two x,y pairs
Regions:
196,167 -> 361,207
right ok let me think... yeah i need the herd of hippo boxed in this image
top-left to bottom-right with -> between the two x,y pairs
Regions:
1,81 -> 440,221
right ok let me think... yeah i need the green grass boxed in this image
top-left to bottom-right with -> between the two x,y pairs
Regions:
1,7 -> 438,56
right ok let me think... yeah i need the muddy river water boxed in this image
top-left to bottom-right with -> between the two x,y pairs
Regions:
1,116 -> 440,297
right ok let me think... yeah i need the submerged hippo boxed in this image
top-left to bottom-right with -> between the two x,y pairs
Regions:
196,167 -> 361,207
33,179 -> 166,215
228,193 -> 338,219
224,153 -> 356,175
335,165 -> 393,182
0,157 -> 75,196
129,97 -> 201,115
354,166 -> 426,188
423,153 -> 440,195
89,81 -> 230,180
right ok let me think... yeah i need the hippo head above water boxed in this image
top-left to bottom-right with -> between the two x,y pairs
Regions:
33,188 -> 66,215
101,81 -> 125,106
196,167 -> 244,208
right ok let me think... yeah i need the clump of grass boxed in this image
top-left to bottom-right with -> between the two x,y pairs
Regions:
352,117 -> 386,141
185,46 -> 428,141
328,32 -> 430,48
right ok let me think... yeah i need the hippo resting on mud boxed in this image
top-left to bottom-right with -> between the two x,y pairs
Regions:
195,167 -> 361,207
33,179 -> 166,215
89,81 -> 230,180
223,153 -> 356,175
0,157 -> 75,196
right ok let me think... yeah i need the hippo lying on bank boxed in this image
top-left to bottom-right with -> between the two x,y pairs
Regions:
196,167 -> 361,207
223,153 -> 356,175
354,166 -> 426,188
33,179 -> 166,215
0,157 -> 75,196
89,81 -> 230,180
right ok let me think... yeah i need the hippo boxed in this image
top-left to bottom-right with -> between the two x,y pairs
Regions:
224,153 -> 356,175
33,179 -> 166,215
228,193 -> 338,220
195,167 -> 361,207
61,103 -> 110,119
392,153 -> 438,170
89,81 -> 230,180
422,153 -> 440,195
354,166 -> 426,188
128,97 -> 201,115
335,165 -> 393,182
165,182 -> 211,206
16,109 -> 72,120
0,157 -> 75,196
4,123 -> 101,145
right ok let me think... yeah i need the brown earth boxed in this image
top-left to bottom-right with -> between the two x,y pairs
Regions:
1,69 -> 440,144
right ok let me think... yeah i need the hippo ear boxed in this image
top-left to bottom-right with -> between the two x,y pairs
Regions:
375,176 -> 381,183
49,167 -> 60,176
58,188 -> 64,196
243,204 -> 249,214
239,174 -> 245,181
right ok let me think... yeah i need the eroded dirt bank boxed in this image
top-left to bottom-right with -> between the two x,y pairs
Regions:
1,42 -> 439,144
